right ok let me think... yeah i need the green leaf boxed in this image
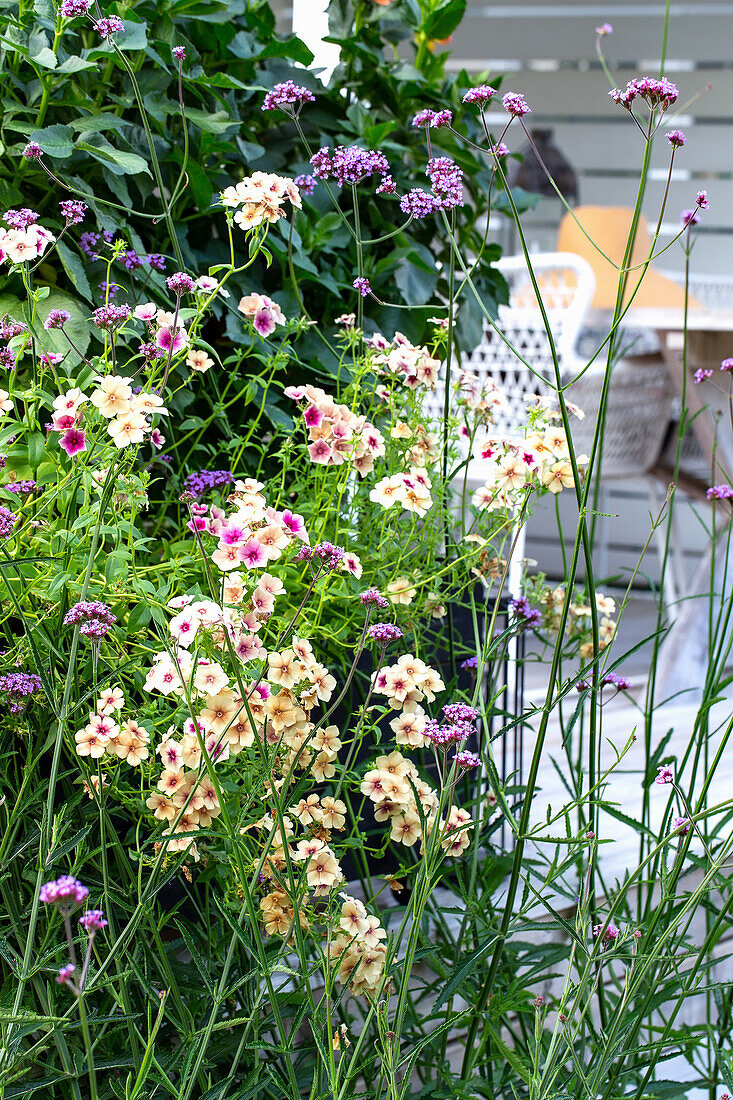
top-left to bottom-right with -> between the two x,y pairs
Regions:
57,55 -> 97,73
424,0 -> 467,40
69,113 -> 132,135
184,108 -> 237,134
174,921 -> 215,996
431,936 -> 498,1012
45,825 -> 93,869
30,124 -> 74,159
56,240 -> 93,302
30,46 -> 57,69
77,141 -> 152,177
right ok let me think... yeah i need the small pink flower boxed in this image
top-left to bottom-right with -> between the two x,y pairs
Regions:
155,325 -> 187,353
304,404 -> 323,428
253,308 -> 276,338
281,509 -> 308,540
655,765 -> 674,785
284,386 -> 306,400
308,439 -> 332,464
59,427 -> 86,456
134,302 -> 157,321
220,524 -> 248,546
240,538 -> 268,568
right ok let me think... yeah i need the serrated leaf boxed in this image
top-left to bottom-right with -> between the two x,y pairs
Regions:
30,124 -> 74,159
174,921 -> 215,996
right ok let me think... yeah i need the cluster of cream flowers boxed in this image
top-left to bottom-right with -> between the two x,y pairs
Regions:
532,584 -> 617,660
220,172 -> 302,230
54,378 -> 168,450
74,687 -> 150,767
372,332 -> 441,390
471,420 -> 584,511
369,467 -> 433,518
284,384 -> 387,476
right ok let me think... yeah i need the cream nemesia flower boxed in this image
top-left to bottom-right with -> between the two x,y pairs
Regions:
91,375 -> 132,419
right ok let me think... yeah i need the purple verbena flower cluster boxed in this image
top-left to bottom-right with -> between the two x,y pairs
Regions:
44,309 -> 70,330
707,483 -> 733,500
3,208 -> 39,230
310,146 -> 392,189
412,109 -> 453,128
79,909 -> 108,932
502,92 -> 531,117
262,81 -> 315,113
367,623 -> 403,644
609,77 -> 679,111
0,506 -> 17,538
460,656 -> 479,670
60,0 -> 92,14
60,200 -> 87,225
360,588 -> 389,609
426,157 -> 464,208
0,671 -> 42,713
92,304 -> 131,330
592,923 -> 619,945
454,750 -> 481,770
6,480 -> 37,494
94,15 -> 124,39
63,600 -> 116,638
721,358 -> 733,372
655,765 -> 674,785
167,271 -> 196,295
353,277 -> 371,297
425,702 -> 479,750
40,876 -> 89,908
509,596 -> 542,629
172,45 -> 186,61
182,469 -> 234,498
666,129 -> 686,148
694,368 -> 713,384
23,142 -> 42,159
462,85 -> 497,105
294,174 -> 317,197
399,189 -> 440,218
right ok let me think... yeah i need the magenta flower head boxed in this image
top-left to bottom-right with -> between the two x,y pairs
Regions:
694,367 -> 713,384
57,963 -> 77,984
503,92 -> 531,117
60,0 -> 92,14
667,129 -> 686,148
595,22 -> 613,35
367,623 -> 403,644
172,45 -> 186,61
59,427 -> 87,457
706,483 -> 733,501
3,208 -> 39,230
721,358 -> 733,372
59,199 -> 87,225
461,656 -> 479,671
462,85 -> 497,105
44,309 -> 71,330
64,600 -> 116,631
412,109 -> 452,128
23,142 -> 42,159
353,277 -> 371,297
413,109 -> 437,127
93,303 -> 131,330
79,909 -> 108,932
680,208 -> 699,227
454,750 -> 481,770
262,81 -> 315,113
294,174 -> 316,197
696,189 -> 710,210
592,923 -> 619,946
40,876 -> 89,910
167,271 -> 196,296
0,506 -> 17,538
360,588 -> 389,609
313,541 -> 345,570
94,15 -> 124,39
399,189 -> 440,219
655,765 -> 674,785
601,671 -> 631,691
443,702 -> 479,724
673,816 -> 690,835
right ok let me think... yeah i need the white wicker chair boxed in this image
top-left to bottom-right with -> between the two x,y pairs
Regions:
429,252 -> 678,596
